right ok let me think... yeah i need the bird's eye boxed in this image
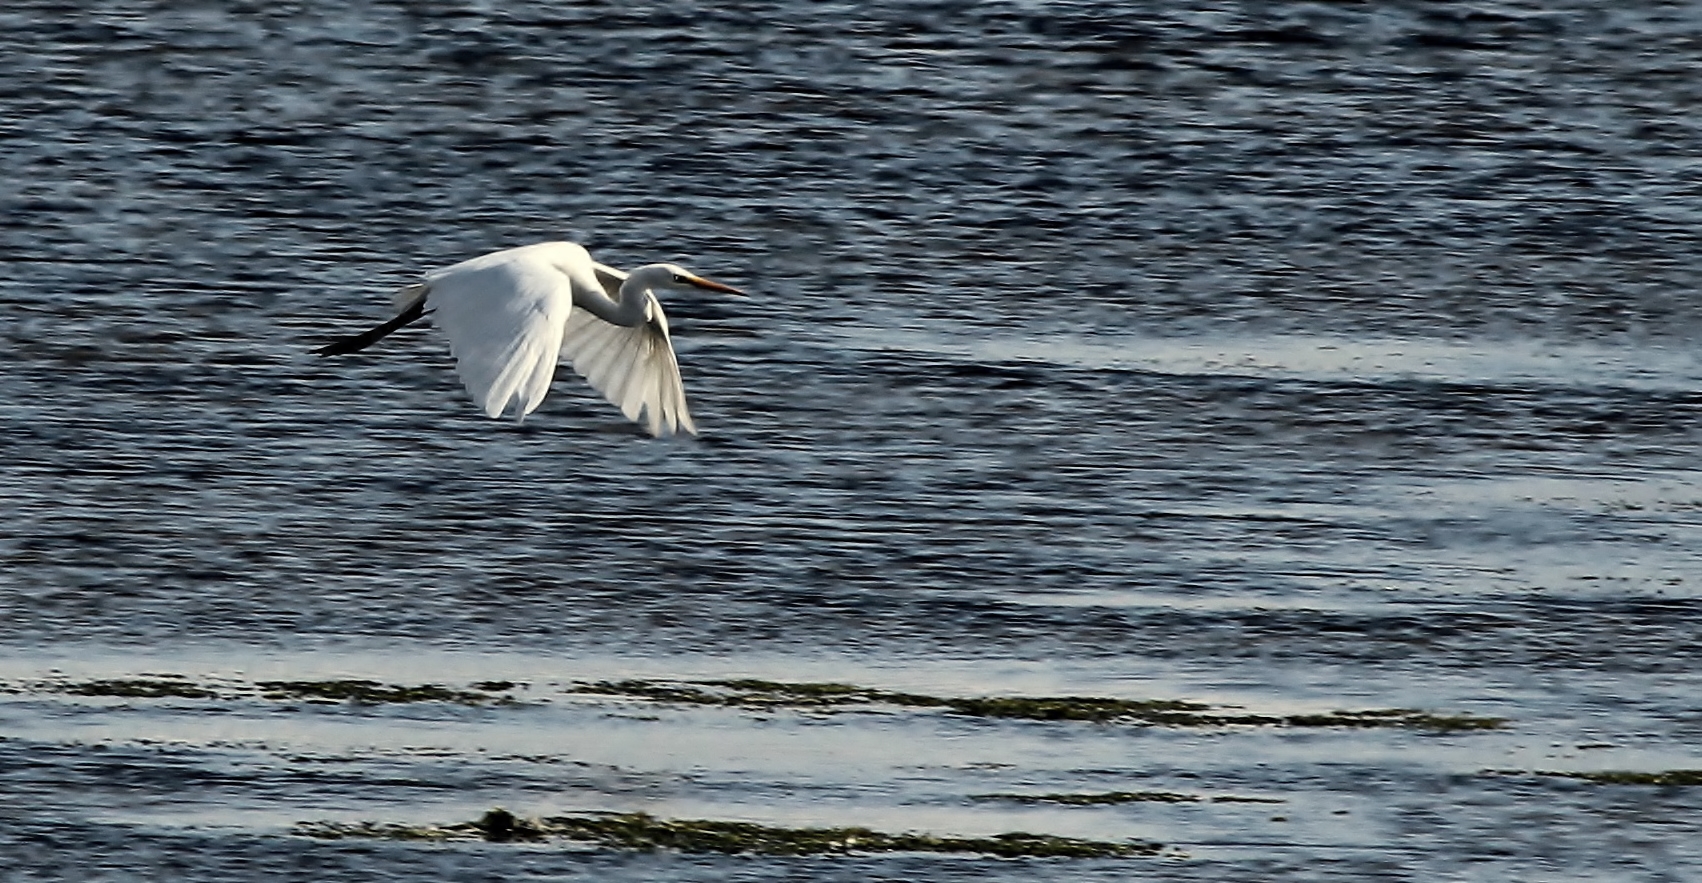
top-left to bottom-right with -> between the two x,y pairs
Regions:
671,273 -> 687,283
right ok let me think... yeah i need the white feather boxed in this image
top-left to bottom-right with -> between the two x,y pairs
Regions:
325,241 -> 731,436
559,302 -> 696,436
424,248 -> 571,420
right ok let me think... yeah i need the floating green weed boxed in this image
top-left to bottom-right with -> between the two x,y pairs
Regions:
298,809 -> 1163,857
298,820 -> 461,841
578,679 -> 1505,731
257,679 -> 508,705
942,696 -> 1209,723
31,675 -> 1505,729
32,676 -> 522,706
1505,769 -> 1702,786
975,791 -> 1283,805
705,679 -> 871,701
578,680 -> 732,705
57,679 -> 220,700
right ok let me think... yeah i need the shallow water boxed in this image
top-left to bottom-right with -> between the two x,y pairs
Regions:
3,1 -> 1701,880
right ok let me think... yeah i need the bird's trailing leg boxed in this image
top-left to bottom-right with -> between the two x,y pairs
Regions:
316,297 -> 427,356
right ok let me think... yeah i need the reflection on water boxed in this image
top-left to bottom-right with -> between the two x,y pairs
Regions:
2,0 -> 1701,879
841,327 -> 1702,392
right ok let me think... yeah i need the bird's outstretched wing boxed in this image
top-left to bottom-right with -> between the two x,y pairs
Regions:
559,289 -> 696,437
592,262 -> 626,299
426,257 -> 572,420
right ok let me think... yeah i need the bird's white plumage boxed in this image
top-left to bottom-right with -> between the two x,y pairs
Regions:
423,250 -> 572,420
361,241 -> 733,436
559,274 -> 697,437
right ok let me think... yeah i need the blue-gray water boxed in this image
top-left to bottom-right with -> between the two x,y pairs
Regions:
4,2 -> 1701,880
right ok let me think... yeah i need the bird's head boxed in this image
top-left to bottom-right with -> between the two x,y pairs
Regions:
636,263 -> 747,297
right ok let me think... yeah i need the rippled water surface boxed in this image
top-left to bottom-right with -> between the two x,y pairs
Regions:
4,1 -> 1702,880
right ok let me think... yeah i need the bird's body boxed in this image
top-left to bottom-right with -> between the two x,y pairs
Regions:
317,241 -> 743,436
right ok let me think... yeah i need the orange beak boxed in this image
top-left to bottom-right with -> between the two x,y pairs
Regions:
686,275 -> 747,297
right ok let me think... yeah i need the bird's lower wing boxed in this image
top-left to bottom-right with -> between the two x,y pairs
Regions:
428,272 -> 569,421
559,296 -> 696,437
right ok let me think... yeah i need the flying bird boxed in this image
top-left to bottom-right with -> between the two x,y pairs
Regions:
317,241 -> 743,436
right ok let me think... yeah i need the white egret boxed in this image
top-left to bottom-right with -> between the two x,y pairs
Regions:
317,241 -> 744,436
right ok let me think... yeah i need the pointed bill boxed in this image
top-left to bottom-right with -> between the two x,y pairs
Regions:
684,274 -> 746,297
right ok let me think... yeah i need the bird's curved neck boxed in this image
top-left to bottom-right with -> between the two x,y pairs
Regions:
573,277 -> 650,327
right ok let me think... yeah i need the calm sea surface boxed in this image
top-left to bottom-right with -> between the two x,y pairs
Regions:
3,2 -> 1701,880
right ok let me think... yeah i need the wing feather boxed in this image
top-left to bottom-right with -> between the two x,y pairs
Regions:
562,318 -> 625,396
607,336 -> 650,419
558,292 -> 695,436
575,323 -> 628,387
592,262 -> 627,298
425,252 -> 571,420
